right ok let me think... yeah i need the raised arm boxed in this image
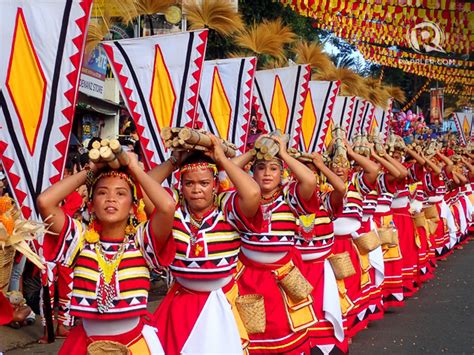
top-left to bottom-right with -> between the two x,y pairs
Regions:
127,154 -> 175,251
231,149 -> 255,169
345,140 -> 379,185
406,147 -> 426,166
207,135 -> 261,218
37,166 -> 98,234
370,146 -> 401,182
272,136 -> 317,201
383,153 -> 408,180
422,155 -> 442,175
311,152 -> 344,211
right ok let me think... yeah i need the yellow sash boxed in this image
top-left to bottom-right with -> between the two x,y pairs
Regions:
273,261 -> 317,332
381,215 -> 402,260
336,279 -> 354,315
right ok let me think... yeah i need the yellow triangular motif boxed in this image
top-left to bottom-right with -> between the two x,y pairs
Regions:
209,67 -> 232,139
301,91 -> 317,151
270,75 -> 289,132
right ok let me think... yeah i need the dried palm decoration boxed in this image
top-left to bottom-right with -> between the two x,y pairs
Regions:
363,77 -> 391,109
0,196 -> 47,270
85,15 -> 112,54
92,0 -> 138,25
261,57 -> 288,70
184,0 -> 243,36
136,0 -> 178,15
234,19 -> 295,60
385,86 -> 406,104
326,68 -> 368,97
293,40 -> 334,74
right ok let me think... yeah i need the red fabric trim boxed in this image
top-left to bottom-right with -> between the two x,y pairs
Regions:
43,214 -> 70,262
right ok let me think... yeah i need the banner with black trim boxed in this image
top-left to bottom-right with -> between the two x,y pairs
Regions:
0,0 -> 93,219
197,57 -> 256,153
102,30 -> 208,169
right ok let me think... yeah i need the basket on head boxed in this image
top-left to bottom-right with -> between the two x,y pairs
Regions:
353,230 -> 380,254
412,212 -> 426,228
0,246 -> 15,292
378,228 -> 399,247
423,205 -> 440,222
235,294 -> 266,334
87,340 -> 130,355
328,252 -> 356,280
278,266 -> 314,303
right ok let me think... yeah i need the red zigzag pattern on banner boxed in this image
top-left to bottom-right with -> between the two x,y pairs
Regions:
52,0 -> 91,186
102,45 -> 156,169
318,81 -> 341,152
294,65 -> 310,149
186,31 -> 207,127
239,57 -> 256,153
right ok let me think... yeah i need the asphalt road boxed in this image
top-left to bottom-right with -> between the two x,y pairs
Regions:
351,238 -> 474,354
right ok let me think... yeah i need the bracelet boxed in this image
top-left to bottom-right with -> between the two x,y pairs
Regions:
85,169 -> 96,188
168,155 -> 178,167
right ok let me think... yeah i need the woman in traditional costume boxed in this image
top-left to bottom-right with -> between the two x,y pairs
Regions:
328,138 -> 379,339
231,135 -> 319,354
37,153 -> 175,354
296,152 -> 348,354
149,134 -> 262,354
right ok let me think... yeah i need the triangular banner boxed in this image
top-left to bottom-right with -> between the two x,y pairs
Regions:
299,80 -> 340,153
102,30 -> 208,169
253,65 -> 310,148
0,0 -> 93,219
197,57 -> 256,153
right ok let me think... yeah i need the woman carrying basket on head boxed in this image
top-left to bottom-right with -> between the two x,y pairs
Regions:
231,134 -> 320,354
148,134 -> 262,354
37,152 -> 175,354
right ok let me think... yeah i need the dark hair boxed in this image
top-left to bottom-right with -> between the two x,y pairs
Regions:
181,152 -> 215,166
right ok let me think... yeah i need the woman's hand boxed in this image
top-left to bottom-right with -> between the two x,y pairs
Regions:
310,152 -> 324,169
344,138 -> 355,156
205,134 -> 227,165
271,134 -> 288,158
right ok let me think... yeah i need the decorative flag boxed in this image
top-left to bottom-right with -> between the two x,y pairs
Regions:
197,57 -> 256,153
373,98 -> 393,143
102,30 -> 208,169
453,110 -> 472,145
358,101 -> 375,135
430,88 -> 444,123
0,0 -> 93,219
253,65 -> 310,148
342,97 -> 366,141
332,96 -> 356,131
299,80 -> 340,153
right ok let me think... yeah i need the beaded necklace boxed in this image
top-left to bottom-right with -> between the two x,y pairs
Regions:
95,236 -> 128,313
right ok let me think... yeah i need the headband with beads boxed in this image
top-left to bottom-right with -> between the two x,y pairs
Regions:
180,162 -> 218,176
88,170 -> 138,203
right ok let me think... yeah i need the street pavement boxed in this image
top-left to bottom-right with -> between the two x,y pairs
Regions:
1,239 -> 473,354
351,238 -> 474,354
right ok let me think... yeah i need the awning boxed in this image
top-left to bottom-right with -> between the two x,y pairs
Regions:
76,92 -> 122,116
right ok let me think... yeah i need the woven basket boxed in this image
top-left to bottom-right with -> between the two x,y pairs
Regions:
353,230 -> 380,254
378,228 -> 399,247
0,246 -> 15,292
87,340 -> 130,355
278,266 -> 314,303
423,205 -> 440,222
427,219 -> 439,235
412,212 -> 426,228
236,294 -> 266,334
328,252 -> 356,280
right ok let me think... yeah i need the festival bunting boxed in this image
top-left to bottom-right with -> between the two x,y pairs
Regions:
253,65 -> 310,149
197,57 -> 256,153
0,0 -> 93,219
102,30 -> 208,169
299,80 -> 340,153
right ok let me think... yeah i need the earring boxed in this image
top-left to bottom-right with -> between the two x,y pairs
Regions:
125,214 -> 136,236
213,190 -> 218,207
85,213 -> 100,243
